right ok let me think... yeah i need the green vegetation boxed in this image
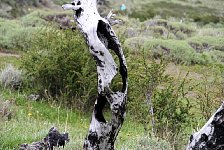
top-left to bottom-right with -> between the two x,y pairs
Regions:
0,9 -> 72,51
0,0 -> 58,18
128,0 -> 224,24
143,39 -> 197,65
0,10 -> 46,51
187,36 -> 224,52
0,90 -> 173,149
21,28 -> 97,108
0,0 -> 224,149
123,17 -> 224,65
0,18 -> 35,51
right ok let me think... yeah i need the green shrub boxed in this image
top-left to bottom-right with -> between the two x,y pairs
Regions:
125,37 -> 221,65
167,22 -> 196,39
152,78 -> 191,140
168,22 -> 195,35
143,39 -> 197,65
127,55 -> 168,128
20,11 -> 47,27
128,52 -> 192,148
21,27 -> 96,108
187,36 -> 224,52
149,26 -> 169,38
124,37 -> 148,52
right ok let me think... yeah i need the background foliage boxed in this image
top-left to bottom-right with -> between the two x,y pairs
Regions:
21,28 -> 97,109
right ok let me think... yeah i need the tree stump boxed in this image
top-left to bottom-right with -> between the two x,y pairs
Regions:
186,102 -> 224,150
62,0 -> 128,149
19,127 -> 69,150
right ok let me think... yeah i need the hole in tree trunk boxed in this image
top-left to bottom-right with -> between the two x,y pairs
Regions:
94,94 -> 106,123
103,102 -> 112,122
97,20 -> 127,92
97,20 -> 123,92
94,94 -> 112,123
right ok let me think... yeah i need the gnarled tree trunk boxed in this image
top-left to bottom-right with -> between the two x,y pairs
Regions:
187,102 -> 224,150
62,1 -> 128,149
19,127 -> 69,150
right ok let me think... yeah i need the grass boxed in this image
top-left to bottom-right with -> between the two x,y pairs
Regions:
0,89 -> 173,150
0,56 -> 20,68
0,89 -> 88,149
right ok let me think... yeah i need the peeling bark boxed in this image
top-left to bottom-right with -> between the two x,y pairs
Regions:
186,103 -> 224,150
62,0 -> 128,149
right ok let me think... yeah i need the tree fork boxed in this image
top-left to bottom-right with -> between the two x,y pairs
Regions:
62,0 -> 128,149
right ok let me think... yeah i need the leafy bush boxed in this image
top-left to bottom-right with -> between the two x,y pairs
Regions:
128,52 -> 192,148
0,64 -> 22,89
21,27 -> 96,108
143,39 -> 197,65
152,78 -> 191,139
128,55 -> 167,129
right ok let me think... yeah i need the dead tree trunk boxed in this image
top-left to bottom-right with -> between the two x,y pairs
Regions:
186,102 -> 224,150
19,127 -> 69,150
62,1 -> 128,149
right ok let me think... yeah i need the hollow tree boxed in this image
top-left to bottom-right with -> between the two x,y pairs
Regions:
62,0 -> 128,149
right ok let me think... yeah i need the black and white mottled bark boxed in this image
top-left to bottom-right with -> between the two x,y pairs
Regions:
186,102 -> 224,150
19,127 -> 69,150
62,0 -> 128,149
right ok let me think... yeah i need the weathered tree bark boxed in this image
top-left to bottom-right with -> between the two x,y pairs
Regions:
186,102 -> 224,150
62,1 -> 128,149
19,127 -> 69,150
